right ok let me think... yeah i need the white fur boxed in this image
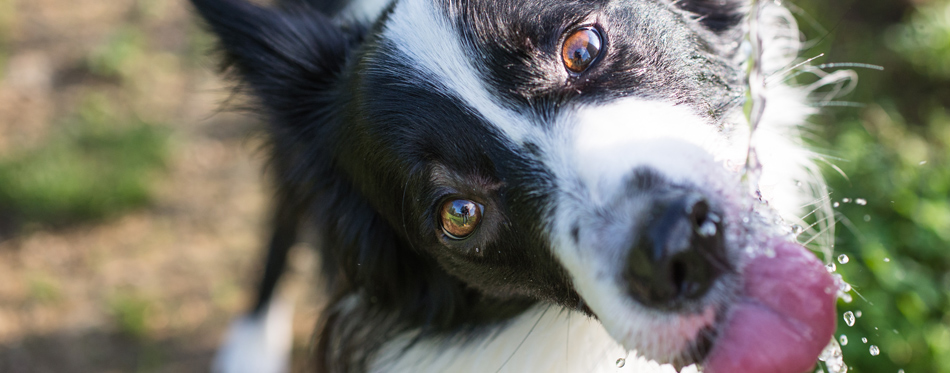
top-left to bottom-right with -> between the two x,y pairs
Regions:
373,306 -> 701,373
339,0 -> 393,22
570,99 -> 748,203
213,300 -> 294,373
382,0 -> 536,143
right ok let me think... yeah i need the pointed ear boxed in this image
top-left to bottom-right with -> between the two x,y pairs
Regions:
190,0 -> 358,114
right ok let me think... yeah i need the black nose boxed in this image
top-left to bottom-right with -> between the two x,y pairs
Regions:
624,195 -> 728,309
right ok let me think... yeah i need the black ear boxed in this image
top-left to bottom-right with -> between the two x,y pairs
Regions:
676,0 -> 745,32
190,0 -> 359,115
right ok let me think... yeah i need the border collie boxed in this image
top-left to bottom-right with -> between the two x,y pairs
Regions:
192,0 -> 839,371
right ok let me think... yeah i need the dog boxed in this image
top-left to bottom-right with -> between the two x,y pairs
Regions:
191,0 -> 841,371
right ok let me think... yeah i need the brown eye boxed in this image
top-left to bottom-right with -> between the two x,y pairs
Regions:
441,199 -> 483,239
561,27 -> 603,73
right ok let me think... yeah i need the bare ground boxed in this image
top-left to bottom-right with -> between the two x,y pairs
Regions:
0,0 -> 323,371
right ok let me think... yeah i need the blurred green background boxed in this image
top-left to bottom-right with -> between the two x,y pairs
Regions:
0,0 -> 947,372
793,0 -> 950,371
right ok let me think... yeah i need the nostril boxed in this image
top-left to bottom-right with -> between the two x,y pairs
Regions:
689,199 -> 709,228
624,194 -> 729,309
671,258 -> 688,295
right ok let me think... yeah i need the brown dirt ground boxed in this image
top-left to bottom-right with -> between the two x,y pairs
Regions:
0,0 -> 324,371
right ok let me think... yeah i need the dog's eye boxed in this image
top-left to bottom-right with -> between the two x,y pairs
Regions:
441,199 -> 483,239
562,27 -> 603,73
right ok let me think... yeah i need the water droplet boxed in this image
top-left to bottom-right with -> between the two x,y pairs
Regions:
855,198 -> 867,205
698,221 -> 717,236
616,358 -> 626,368
840,335 -> 849,346
861,337 -> 868,343
833,202 -> 840,208
884,258 -> 891,262
742,217 -> 750,224
826,263 -> 837,272
863,214 -> 871,222
842,198 -> 851,203
838,254 -> 850,264
791,224 -> 804,235
475,247 -> 481,253
818,339 -> 848,373
855,310 -> 862,318
843,311 -> 855,326
898,369 -> 905,373
796,181 -> 803,187
919,160 -> 927,165
869,345 -> 880,356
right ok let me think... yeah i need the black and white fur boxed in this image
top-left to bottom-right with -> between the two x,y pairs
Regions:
193,0 -> 839,371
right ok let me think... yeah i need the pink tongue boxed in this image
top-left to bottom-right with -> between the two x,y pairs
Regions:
705,241 -> 837,373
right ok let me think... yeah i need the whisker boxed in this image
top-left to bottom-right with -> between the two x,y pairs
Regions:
851,287 -> 873,305
799,194 -> 832,217
495,307 -> 549,373
765,53 -> 825,84
834,212 -> 867,244
796,212 -> 831,238
800,216 -> 841,247
810,101 -> 866,108
815,62 -> 884,71
565,311 -> 571,372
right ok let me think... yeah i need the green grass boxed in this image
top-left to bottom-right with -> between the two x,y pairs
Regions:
108,291 -> 154,339
27,273 -> 63,305
86,26 -> 146,79
0,95 -> 170,227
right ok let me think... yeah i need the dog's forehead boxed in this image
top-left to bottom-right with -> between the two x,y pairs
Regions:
376,0 -> 738,130
378,0 -> 541,144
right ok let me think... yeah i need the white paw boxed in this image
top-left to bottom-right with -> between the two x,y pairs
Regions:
212,300 -> 294,373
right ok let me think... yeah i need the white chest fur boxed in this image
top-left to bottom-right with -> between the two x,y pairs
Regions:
371,306 -> 701,373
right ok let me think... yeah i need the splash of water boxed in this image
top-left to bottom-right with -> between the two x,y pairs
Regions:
818,338 -> 849,373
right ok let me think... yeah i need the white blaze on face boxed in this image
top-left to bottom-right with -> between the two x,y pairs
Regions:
571,99 -> 747,202
381,0 -> 536,143
544,98 -> 749,359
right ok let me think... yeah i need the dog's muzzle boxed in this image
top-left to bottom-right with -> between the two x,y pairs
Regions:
624,193 -> 728,310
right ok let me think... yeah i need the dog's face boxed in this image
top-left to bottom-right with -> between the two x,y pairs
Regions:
194,0 -> 837,371
348,0 -> 744,299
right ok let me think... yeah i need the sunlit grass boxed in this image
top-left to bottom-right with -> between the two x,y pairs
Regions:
0,94 -> 170,227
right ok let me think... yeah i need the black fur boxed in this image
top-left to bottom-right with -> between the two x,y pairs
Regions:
191,0 -> 747,371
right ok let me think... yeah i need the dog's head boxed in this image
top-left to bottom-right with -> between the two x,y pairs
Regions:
194,0 -> 837,371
